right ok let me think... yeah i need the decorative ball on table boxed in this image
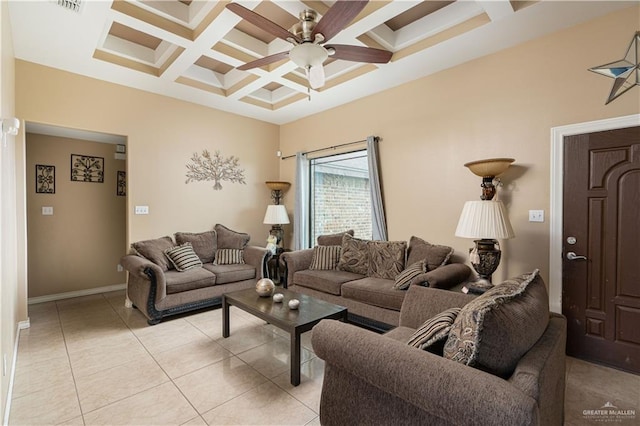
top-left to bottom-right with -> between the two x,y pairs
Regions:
273,293 -> 284,303
288,299 -> 300,310
256,278 -> 275,297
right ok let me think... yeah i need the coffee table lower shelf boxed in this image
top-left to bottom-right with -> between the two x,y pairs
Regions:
222,287 -> 347,386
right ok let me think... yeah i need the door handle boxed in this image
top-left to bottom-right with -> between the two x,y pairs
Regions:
566,251 -> 587,261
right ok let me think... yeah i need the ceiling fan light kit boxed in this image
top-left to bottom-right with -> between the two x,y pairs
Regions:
225,0 -> 392,89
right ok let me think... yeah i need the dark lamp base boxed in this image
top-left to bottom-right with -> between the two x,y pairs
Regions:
469,239 -> 501,283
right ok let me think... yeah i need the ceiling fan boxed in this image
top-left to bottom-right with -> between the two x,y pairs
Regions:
225,0 -> 393,89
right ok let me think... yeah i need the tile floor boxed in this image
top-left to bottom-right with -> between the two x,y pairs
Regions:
8,290 -> 640,425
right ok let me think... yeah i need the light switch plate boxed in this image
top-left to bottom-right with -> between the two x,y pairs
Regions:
135,205 -> 149,215
42,206 -> 53,215
529,210 -> 544,222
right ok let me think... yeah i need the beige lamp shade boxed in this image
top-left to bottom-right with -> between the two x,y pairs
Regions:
455,200 -> 515,239
464,158 -> 514,178
263,205 -> 290,225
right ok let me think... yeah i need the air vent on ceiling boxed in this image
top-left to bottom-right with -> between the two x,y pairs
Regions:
57,0 -> 82,13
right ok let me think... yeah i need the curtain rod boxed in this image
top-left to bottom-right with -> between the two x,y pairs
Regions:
280,136 -> 377,160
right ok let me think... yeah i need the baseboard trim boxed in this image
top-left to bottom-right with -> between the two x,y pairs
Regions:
3,322 -> 23,426
28,283 -> 126,305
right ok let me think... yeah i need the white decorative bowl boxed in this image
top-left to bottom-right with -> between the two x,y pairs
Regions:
288,299 -> 300,310
256,278 -> 275,297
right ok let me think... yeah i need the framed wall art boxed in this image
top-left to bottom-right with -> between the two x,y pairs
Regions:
35,164 -> 55,194
71,154 -> 104,183
117,171 -> 126,196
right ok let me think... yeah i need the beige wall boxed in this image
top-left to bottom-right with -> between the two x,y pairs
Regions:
26,134 -> 127,298
16,61 -> 281,248
280,7 -> 640,288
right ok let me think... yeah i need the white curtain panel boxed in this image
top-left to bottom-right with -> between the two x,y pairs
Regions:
367,136 -> 388,241
294,152 -> 310,250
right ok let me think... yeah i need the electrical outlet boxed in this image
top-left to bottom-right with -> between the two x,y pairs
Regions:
42,206 -> 53,215
529,210 -> 544,222
134,205 -> 149,215
117,264 -> 123,272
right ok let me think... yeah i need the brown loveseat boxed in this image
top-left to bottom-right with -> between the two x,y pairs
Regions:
121,224 -> 270,325
281,232 -> 471,331
312,270 -> 566,425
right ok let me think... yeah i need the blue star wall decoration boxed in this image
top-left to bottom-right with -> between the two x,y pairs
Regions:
589,31 -> 639,105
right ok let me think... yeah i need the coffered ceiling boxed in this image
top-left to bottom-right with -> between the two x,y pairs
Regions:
7,1 -> 633,124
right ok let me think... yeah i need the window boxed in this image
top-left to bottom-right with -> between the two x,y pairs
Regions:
310,150 -> 372,243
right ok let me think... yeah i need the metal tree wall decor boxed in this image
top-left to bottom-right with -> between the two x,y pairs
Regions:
589,31 -> 640,105
185,149 -> 246,190
36,164 -> 55,194
71,154 -> 104,183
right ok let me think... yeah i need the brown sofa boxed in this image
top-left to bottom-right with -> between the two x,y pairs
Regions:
312,270 -> 566,425
121,224 -> 270,325
281,232 -> 472,331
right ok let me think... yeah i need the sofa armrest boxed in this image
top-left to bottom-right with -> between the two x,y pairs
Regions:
411,263 -> 472,289
243,245 -> 271,279
312,320 -> 538,425
281,248 -> 314,288
120,254 -> 168,303
399,284 -> 476,328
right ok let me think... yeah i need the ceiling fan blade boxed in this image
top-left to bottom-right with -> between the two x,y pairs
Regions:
326,44 -> 392,63
226,3 -> 301,44
237,51 -> 290,71
311,0 -> 368,43
305,66 -> 326,89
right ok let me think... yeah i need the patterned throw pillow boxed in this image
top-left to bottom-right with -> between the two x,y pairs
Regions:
393,261 -> 426,290
337,234 -> 369,275
164,243 -> 203,272
406,236 -> 454,271
443,270 -> 549,377
368,240 -> 406,279
214,248 -> 245,265
407,307 -> 461,353
309,245 -> 341,270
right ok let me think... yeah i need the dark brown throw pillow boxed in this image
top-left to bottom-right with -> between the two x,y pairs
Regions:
175,231 -> 217,263
406,236 -> 454,271
214,224 -> 250,249
337,234 -> 369,275
317,230 -> 354,246
131,236 -> 175,271
368,240 -> 406,279
443,270 -> 549,377
408,307 -> 461,354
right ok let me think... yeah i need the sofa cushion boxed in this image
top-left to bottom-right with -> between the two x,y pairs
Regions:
203,263 -> 256,284
443,270 -> 549,377
406,236 -> 454,271
342,277 -> 406,311
214,248 -> 245,265
368,240 -> 406,279
337,234 -> 369,275
175,231 -> 217,263
407,307 -> 461,354
131,236 -> 175,272
393,261 -> 426,290
293,269 -> 364,296
165,268 -> 216,294
164,243 -> 203,272
214,224 -> 250,249
309,245 -> 341,270
317,230 -> 354,246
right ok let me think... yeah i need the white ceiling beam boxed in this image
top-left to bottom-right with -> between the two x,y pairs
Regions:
394,1 -> 484,49
476,0 -> 515,22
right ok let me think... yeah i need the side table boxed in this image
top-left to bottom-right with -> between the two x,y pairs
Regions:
267,248 -> 289,284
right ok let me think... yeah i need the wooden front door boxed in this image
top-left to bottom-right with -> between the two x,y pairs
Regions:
563,126 -> 640,374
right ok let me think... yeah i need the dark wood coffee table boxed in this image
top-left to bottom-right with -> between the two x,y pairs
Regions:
222,287 -> 347,386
